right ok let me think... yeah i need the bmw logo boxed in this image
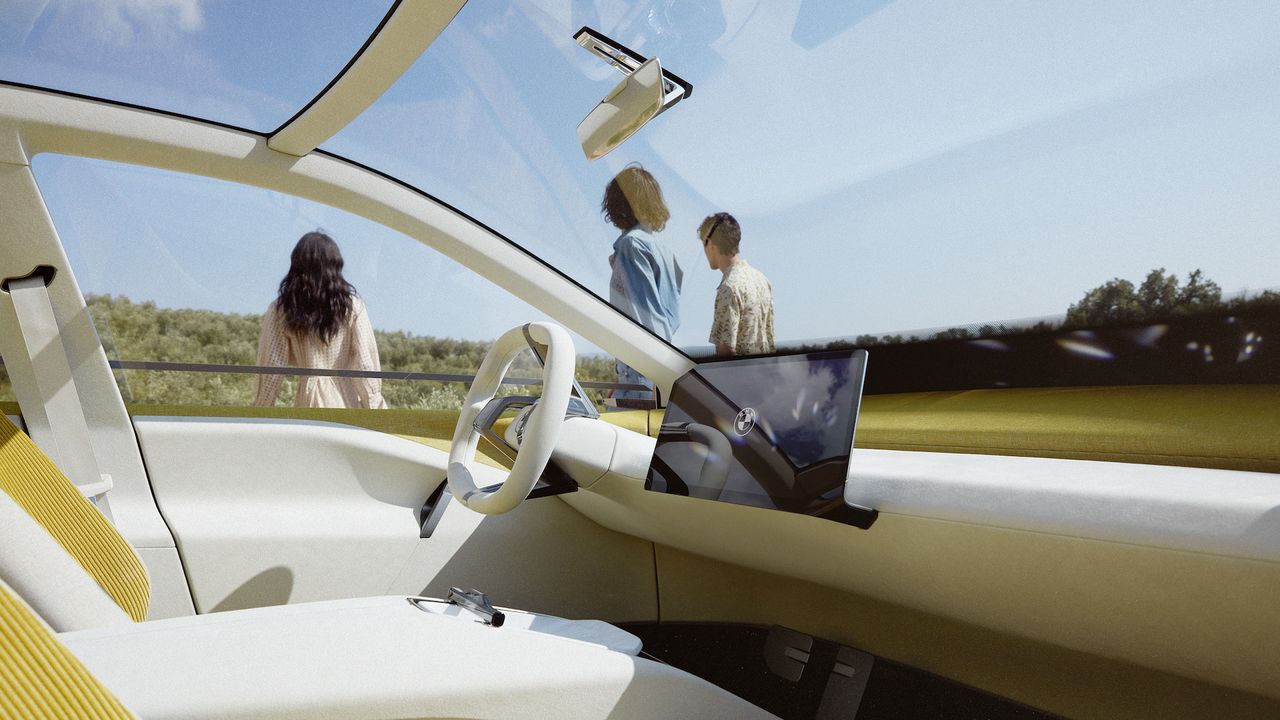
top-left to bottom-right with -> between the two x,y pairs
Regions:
733,407 -> 757,436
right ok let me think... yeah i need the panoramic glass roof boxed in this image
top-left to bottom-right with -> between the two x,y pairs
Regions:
0,0 -> 392,131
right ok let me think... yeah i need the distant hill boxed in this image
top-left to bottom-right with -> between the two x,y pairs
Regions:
78,295 -> 618,409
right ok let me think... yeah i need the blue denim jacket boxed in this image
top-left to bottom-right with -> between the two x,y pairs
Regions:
608,226 -> 683,399
608,226 -> 683,341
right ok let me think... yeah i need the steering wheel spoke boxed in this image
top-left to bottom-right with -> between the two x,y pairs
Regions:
473,395 -> 537,463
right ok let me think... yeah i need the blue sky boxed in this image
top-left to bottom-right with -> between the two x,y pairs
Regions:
9,1 -> 1280,352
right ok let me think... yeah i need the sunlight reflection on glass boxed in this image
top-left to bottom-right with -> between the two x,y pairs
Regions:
969,339 -> 1011,352
1131,324 -> 1168,348
1056,334 -> 1115,361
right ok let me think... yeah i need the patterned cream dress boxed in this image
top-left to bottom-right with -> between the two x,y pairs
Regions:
253,296 -> 388,408
709,258 -> 776,356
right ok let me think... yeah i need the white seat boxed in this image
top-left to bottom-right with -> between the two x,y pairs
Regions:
406,596 -> 644,655
0,414 -> 775,718
61,595 -> 775,720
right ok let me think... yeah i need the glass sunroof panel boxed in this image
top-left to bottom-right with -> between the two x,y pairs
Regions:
325,1 -> 1280,356
0,1 -> 393,131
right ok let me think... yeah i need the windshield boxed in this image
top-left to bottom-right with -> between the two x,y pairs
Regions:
324,1 -> 1280,357
4,1 -> 1279,363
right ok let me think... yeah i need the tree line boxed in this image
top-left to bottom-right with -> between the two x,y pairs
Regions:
844,268 -> 1279,348
1,271 -> 1274,406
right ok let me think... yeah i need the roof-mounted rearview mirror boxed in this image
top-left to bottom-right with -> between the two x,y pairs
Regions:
573,27 -> 691,161
577,56 -> 665,161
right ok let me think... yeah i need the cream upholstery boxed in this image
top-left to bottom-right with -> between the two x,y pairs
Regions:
0,578 -> 135,719
0,415 -> 149,626
0,492 -> 131,631
62,596 -> 776,720
0,412 -> 774,718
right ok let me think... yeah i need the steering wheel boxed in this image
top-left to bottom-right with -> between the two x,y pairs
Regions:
447,322 -> 575,514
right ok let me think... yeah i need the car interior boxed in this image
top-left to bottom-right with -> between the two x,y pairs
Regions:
1,2 -> 1278,719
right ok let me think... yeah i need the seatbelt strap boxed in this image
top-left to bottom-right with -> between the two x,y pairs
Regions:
4,275 -> 113,518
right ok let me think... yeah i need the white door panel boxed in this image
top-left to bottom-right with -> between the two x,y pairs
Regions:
565,449 -> 1280,701
846,449 -> 1280,562
133,417 -> 657,620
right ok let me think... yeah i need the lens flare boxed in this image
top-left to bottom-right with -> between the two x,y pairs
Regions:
1056,336 -> 1114,361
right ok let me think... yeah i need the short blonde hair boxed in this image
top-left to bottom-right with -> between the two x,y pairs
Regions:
601,163 -> 670,232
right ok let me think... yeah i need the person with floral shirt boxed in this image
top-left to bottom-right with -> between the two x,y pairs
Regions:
699,213 -> 774,356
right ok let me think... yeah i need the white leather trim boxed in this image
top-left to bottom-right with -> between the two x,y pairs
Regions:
4,276 -> 107,507
136,548 -> 196,620
0,491 -> 131,631
449,323 -> 574,514
134,416 -> 468,610
133,416 -> 659,621
846,449 -> 1280,562
407,598 -> 643,655
566,451 -> 1280,699
0,164 -> 176,551
62,596 -> 776,720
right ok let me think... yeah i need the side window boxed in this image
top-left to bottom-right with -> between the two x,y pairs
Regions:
33,155 -> 653,411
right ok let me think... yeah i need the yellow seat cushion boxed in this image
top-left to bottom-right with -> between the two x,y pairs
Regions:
0,416 -> 149,622
0,578 -> 135,718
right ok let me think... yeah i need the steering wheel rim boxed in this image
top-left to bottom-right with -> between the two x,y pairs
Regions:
447,322 -> 575,514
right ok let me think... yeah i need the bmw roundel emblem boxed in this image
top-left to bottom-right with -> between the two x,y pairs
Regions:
733,407 -> 757,436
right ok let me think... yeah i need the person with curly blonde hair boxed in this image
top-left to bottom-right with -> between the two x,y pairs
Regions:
602,163 -> 683,406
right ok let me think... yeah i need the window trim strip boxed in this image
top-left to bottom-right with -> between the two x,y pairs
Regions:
104,359 -> 650,393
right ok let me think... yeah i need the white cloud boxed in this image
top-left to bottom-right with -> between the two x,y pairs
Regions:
0,1 -> 49,44
60,0 -> 204,48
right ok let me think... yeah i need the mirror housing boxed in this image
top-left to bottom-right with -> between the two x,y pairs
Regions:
577,56 -> 666,161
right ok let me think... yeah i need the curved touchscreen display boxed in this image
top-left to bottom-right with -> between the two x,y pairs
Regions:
645,349 -> 876,529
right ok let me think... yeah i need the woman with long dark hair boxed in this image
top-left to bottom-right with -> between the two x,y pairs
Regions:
253,232 -> 387,408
